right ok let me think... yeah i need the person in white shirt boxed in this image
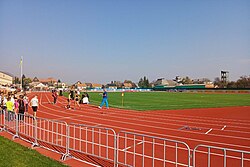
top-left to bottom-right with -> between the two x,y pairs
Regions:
2,96 -> 7,112
0,93 -> 2,106
30,95 -> 39,118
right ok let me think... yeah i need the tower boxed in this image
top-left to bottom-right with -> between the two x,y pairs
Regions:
221,71 -> 229,87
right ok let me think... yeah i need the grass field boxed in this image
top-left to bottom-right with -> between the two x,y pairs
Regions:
65,92 -> 250,110
0,136 -> 67,167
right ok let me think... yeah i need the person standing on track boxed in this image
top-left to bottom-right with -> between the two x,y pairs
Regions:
65,92 -> 71,109
18,95 -> 25,120
98,88 -> 109,109
23,93 -> 29,112
74,92 -> 80,109
30,95 -> 39,118
52,90 -> 58,104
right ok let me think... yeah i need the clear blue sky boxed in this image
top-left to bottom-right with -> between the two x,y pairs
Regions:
0,0 -> 249,84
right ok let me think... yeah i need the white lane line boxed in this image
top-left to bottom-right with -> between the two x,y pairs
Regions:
38,93 -> 250,149
122,141 -> 144,151
205,128 -> 213,134
221,125 -> 227,130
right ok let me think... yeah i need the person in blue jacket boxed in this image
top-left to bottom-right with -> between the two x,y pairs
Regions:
98,88 -> 109,109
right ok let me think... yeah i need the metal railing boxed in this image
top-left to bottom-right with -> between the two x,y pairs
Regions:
0,109 -> 6,131
193,144 -> 250,167
68,123 -> 117,166
117,131 -> 191,167
1,110 -> 69,159
1,110 -> 250,167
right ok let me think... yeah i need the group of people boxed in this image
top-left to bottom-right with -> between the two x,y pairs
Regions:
0,91 -> 39,120
0,88 -> 109,120
64,89 -> 109,110
0,92 -> 28,120
65,90 -> 90,110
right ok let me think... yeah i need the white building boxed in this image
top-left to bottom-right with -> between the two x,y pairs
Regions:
0,71 -> 13,86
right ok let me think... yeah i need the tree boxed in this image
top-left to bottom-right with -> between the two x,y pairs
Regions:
214,77 -> 224,88
57,79 -> 61,88
236,76 -> 250,88
22,76 -> 32,90
138,76 -> 150,88
14,77 -> 20,84
227,81 -> 237,88
181,76 -> 193,84
138,78 -> 143,88
23,78 -> 32,86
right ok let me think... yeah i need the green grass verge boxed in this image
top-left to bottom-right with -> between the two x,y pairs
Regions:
0,136 -> 67,167
64,92 -> 250,111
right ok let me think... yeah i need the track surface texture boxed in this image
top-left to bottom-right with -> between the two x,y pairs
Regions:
27,92 -> 250,167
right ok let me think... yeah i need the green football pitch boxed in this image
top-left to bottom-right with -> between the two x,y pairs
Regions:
65,92 -> 250,111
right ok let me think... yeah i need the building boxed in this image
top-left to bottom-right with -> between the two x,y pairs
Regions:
91,83 -> 103,89
39,77 -> 57,86
106,83 -> 117,89
0,71 -> 13,86
77,83 -> 88,90
152,78 -> 177,87
123,83 -> 133,89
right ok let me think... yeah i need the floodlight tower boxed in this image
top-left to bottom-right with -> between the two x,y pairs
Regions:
221,71 -> 229,87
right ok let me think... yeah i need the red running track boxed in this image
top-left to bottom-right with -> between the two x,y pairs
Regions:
27,92 -> 250,167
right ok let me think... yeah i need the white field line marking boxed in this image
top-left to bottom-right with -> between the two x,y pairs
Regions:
221,125 -> 227,130
38,91 -> 250,125
118,107 -> 250,126
122,141 -> 144,151
59,93 -> 250,126
43,94 -> 250,141
55,95 -> 250,135
205,128 -> 213,134
56,95 -> 250,131
38,93 -> 250,150
38,103 -> 250,151
43,93 -> 250,144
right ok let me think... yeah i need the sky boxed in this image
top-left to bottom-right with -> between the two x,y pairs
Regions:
0,0 -> 249,84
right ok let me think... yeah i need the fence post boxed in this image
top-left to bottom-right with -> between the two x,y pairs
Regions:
32,116 -> 39,148
113,130 -> 117,167
0,110 -> 6,132
12,113 -> 19,140
61,123 -> 70,161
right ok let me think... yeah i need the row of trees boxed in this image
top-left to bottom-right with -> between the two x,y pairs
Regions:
226,76 -> 250,88
14,75 -> 32,88
13,75 -> 250,89
13,75 -> 62,90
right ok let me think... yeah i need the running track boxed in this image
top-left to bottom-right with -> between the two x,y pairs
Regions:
28,92 -> 250,166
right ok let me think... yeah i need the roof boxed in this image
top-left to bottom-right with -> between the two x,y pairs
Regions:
85,83 -> 92,87
77,83 -> 87,87
92,83 -> 103,88
33,77 -> 39,82
34,83 -> 47,88
123,83 -> 133,88
39,78 -> 57,83
0,71 -> 14,77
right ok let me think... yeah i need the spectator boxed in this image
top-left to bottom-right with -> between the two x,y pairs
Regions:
6,96 -> 14,121
18,95 -> 25,120
30,95 -> 39,118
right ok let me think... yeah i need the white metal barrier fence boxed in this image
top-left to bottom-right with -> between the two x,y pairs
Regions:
68,123 -> 117,166
1,110 -> 250,167
193,144 -> 250,167
117,131 -> 191,167
0,110 -> 69,159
